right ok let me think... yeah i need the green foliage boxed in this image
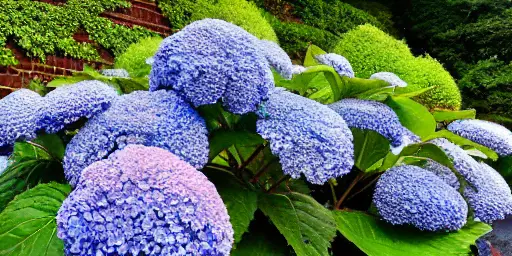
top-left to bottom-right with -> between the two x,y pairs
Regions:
259,192 -> 337,256
0,182 -> 70,255
334,24 -> 462,110
0,0 -> 155,62
385,96 -> 436,139
424,130 -> 498,160
351,129 -> 390,171
115,37 -> 163,77
0,48 -> 18,66
341,0 -> 399,37
432,109 -> 476,122
264,13 -> 339,58
333,210 -> 492,256
158,0 -> 278,42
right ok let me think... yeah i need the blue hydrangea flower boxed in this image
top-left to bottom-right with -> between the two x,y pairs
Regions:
63,90 -> 209,187
257,40 -> 293,79
57,145 -> 233,256
475,239 -> 492,256
38,80 -> 118,134
101,69 -> 130,78
422,160 -> 460,190
373,165 -> 468,231
150,19 -> 274,114
0,155 -> 9,176
315,53 -> 354,78
448,119 -> 512,157
430,138 -> 512,223
329,99 -> 417,154
291,65 -> 306,75
256,88 -> 354,184
0,89 -> 43,148
464,163 -> 512,223
370,72 -> 407,87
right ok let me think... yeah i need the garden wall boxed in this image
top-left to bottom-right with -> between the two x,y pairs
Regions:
0,0 -> 171,98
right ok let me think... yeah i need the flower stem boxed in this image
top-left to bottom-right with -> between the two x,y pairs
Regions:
250,158 -> 276,183
335,172 -> 364,209
267,175 -> 290,193
238,144 -> 265,171
347,174 -> 381,201
329,180 -> 337,206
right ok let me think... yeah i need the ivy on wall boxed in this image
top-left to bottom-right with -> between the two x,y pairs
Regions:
0,0 -> 156,66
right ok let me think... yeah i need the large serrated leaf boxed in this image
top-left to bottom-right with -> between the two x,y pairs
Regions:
259,192 -> 336,256
206,170 -> 258,244
432,109 -> 476,122
351,129 -> 390,171
0,183 -> 71,256
333,210 -> 491,256
386,96 -> 436,139
232,228 -> 290,256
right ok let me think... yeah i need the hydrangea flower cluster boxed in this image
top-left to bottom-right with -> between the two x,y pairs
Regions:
430,138 -> 512,223
0,89 -> 43,148
0,155 -> 9,176
373,165 -> 468,231
57,145 -> 233,256
369,72 -> 407,87
314,53 -> 355,78
38,81 -> 118,134
101,69 -> 130,78
448,119 -> 512,157
256,88 -> 354,184
63,90 -> 209,187
422,160 -> 460,190
149,19 -> 274,114
329,99 -> 417,153
257,40 -> 293,79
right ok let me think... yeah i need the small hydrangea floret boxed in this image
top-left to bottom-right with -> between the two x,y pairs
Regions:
329,99 -> 418,153
0,155 -> 9,176
256,88 -> 354,184
0,89 -> 43,148
370,72 -> 407,87
38,80 -> 118,133
63,90 -> 208,187
373,165 -> 468,231
101,69 -> 130,78
448,119 -> 512,157
422,160 -> 460,190
57,145 -> 234,255
257,40 -> 293,79
150,19 -> 274,114
314,53 -> 354,78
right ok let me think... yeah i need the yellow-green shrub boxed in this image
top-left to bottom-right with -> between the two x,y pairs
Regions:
334,24 -> 461,110
114,37 -> 163,77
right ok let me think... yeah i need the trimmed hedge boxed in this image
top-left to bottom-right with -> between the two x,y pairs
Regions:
115,37 -> 163,77
334,24 -> 461,110
158,0 -> 277,42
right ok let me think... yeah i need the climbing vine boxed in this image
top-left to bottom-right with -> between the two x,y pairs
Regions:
0,0 -> 156,65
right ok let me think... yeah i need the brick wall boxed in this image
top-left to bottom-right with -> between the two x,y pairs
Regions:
0,0 -> 171,98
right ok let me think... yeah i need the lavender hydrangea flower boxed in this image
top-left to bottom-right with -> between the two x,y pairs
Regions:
0,155 -> 9,176
150,19 -> 274,114
57,145 -> 233,256
448,119 -> 512,157
329,99 -> 417,154
101,69 -> 130,78
373,165 -> 468,231
315,53 -> 354,78
0,89 -> 43,148
256,88 -> 354,184
464,163 -> 512,223
370,72 -> 407,87
422,160 -> 460,190
291,65 -> 306,75
38,81 -> 118,134
430,138 -> 512,223
63,90 -> 208,187
257,40 -> 293,79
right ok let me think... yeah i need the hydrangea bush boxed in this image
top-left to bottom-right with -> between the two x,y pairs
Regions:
0,18 -> 510,256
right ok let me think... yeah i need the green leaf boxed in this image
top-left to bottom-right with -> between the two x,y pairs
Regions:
351,129 -> 390,171
208,130 -> 264,161
0,183 -> 71,256
333,210 -> 491,256
432,109 -> 476,122
206,170 -> 258,244
113,77 -> 149,94
497,155 -> 512,185
303,44 -> 327,67
379,143 -> 453,172
394,86 -> 436,98
259,192 -> 336,256
385,96 -> 436,139
46,75 -> 89,88
32,134 -> 66,160
232,228 -> 290,256
344,77 -> 391,98
302,65 -> 343,102
424,130 -> 498,161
